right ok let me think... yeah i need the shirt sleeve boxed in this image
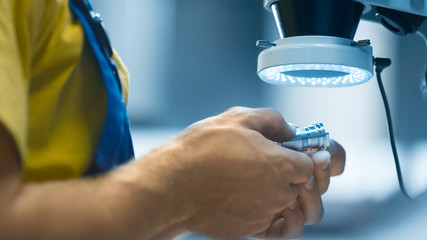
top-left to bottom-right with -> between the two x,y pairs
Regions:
0,0 -> 31,159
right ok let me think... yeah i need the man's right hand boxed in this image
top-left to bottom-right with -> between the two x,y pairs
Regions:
149,107 -> 315,239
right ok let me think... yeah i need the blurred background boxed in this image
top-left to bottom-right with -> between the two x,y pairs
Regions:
91,0 -> 427,239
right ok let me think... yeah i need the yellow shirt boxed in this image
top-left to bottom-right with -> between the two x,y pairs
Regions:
0,0 -> 129,182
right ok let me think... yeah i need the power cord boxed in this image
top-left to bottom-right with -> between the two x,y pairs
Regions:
374,57 -> 418,204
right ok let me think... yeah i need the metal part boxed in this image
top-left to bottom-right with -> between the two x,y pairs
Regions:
264,0 -> 427,17
271,3 -> 285,38
267,0 -> 365,40
361,0 -> 427,17
256,40 -> 276,48
351,39 -> 371,46
279,122 -> 330,151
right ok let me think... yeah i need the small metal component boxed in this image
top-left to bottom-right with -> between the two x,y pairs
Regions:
351,39 -> 371,46
279,122 -> 330,151
256,40 -> 276,48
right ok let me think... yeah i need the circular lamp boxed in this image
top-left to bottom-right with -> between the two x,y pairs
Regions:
257,36 -> 373,87
258,0 -> 373,87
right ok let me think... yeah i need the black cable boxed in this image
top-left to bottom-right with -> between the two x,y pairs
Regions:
374,58 -> 418,204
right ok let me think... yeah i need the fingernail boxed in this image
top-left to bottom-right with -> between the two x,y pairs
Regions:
305,176 -> 315,190
312,151 -> 331,170
289,202 -> 297,210
288,123 -> 297,134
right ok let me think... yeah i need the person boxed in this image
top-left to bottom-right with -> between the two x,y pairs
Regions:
0,0 -> 345,239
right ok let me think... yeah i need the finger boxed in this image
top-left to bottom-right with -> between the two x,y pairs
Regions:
277,148 -> 314,185
297,184 -> 324,225
151,224 -> 187,240
327,140 -> 346,176
251,213 -> 282,239
268,206 -> 305,239
311,151 -> 331,195
224,107 -> 296,142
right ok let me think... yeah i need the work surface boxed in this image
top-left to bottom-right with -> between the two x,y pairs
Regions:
131,127 -> 427,239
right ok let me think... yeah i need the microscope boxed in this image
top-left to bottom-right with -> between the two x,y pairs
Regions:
265,0 -> 427,202
257,0 -> 426,87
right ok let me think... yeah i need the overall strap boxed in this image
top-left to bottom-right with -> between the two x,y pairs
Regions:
68,0 -> 134,175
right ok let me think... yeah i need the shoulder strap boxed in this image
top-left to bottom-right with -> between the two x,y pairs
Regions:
69,0 -> 134,176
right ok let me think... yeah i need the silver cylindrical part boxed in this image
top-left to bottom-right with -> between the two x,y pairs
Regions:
279,122 -> 330,151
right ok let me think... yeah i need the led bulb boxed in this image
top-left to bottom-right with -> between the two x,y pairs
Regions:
259,63 -> 372,87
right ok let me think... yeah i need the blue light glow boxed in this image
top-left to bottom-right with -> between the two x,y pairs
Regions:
259,63 -> 373,87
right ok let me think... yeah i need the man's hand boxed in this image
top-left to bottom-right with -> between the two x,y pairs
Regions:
251,141 -> 346,239
155,107 -> 315,239
152,107 -> 346,240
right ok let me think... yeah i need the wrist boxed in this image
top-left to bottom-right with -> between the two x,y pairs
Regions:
110,141 -> 194,236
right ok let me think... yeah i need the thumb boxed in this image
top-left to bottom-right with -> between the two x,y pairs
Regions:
225,107 -> 296,142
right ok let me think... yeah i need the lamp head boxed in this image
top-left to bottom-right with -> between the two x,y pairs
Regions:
258,0 -> 374,87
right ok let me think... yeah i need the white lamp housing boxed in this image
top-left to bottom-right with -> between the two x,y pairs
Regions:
257,36 -> 374,87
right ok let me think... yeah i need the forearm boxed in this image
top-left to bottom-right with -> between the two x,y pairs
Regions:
0,145 -> 190,240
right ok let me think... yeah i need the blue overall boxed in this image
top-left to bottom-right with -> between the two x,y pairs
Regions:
68,0 -> 134,175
